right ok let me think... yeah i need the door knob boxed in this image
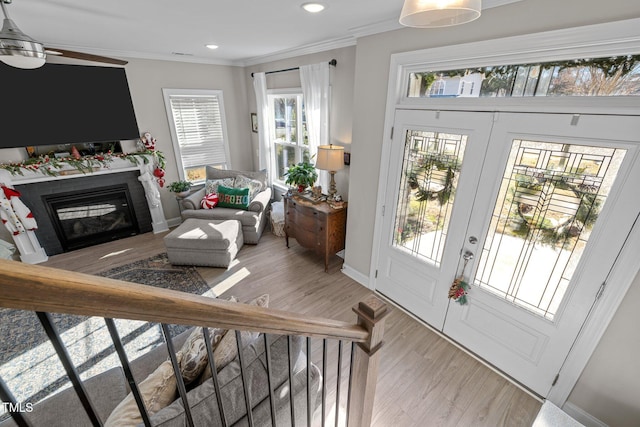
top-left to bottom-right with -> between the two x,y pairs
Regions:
463,250 -> 474,261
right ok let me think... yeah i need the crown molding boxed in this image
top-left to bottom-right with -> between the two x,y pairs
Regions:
237,36 -> 356,67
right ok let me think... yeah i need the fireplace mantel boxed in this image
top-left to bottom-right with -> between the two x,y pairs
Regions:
0,156 -> 168,263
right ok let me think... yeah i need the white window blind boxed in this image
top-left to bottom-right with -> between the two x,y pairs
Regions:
163,89 -> 230,182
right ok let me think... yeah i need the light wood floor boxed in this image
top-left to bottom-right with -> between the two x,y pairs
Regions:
42,230 -> 542,426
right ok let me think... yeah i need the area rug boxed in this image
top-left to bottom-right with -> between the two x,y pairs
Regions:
0,253 -> 213,415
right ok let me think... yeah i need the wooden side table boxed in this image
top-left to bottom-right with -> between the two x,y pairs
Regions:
284,195 -> 347,272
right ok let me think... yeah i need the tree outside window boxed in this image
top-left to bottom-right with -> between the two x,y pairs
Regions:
269,92 -> 309,184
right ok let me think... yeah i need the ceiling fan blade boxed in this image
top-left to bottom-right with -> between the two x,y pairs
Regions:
44,48 -> 128,65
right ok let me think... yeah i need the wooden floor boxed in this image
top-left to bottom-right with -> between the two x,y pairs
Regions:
42,230 -> 542,426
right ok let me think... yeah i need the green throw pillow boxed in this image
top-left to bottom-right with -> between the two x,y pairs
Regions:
217,185 -> 250,210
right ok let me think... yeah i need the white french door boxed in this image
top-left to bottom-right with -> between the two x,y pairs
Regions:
375,109 -> 640,397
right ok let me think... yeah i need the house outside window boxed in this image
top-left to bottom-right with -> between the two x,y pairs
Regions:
268,91 -> 309,185
162,89 -> 231,183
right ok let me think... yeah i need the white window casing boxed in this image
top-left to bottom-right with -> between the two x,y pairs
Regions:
162,88 -> 231,182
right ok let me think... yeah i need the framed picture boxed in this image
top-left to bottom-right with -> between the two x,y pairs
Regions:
343,152 -> 351,165
251,113 -> 258,133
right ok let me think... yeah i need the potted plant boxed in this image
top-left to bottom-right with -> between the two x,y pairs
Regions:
284,160 -> 318,192
167,180 -> 191,197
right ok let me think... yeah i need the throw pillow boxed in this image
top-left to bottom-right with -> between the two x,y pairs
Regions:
234,175 -> 263,199
177,296 -> 238,385
217,186 -> 250,210
198,294 -> 270,384
205,178 -> 234,195
206,167 -> 268,190
105,352 -> 184,427
200,193 -> 219,209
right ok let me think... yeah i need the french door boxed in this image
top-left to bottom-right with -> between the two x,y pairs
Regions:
375,109 -> 640,396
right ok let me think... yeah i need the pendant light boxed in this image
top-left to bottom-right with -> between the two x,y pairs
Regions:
0,0 -> 46,69
399,0 -> 481,28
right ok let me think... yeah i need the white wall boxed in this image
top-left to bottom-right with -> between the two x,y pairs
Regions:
568,269 -> 640,426
345,0 -> 640,424
124,58 -> 252,221
244,45 -> 356,200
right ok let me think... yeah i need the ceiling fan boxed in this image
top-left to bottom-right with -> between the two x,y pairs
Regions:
0,0 -> 126,69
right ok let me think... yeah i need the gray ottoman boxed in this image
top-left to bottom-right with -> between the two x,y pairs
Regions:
164,218 -> 243,267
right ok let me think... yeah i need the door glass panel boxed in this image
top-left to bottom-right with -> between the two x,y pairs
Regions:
393,130 -> 467,266
475,139 -> 626,320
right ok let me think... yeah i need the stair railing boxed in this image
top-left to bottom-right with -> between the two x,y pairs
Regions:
0,259 -> 387,427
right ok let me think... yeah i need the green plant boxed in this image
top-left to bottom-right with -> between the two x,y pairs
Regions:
167,180 -> 191,193
284,160 -> 318,188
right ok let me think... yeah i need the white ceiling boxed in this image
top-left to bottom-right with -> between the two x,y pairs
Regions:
5,0 -> 520,66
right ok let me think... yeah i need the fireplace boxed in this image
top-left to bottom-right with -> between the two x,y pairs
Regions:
13,170 -> 155,256
43,185 -> 140,251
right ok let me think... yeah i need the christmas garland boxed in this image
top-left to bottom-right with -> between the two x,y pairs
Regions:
0,150 -> 166,179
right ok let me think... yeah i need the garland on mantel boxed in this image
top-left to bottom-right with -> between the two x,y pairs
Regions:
0,150 -> 166,179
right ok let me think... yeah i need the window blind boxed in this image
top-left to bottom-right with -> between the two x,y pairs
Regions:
169,95 -> 228,168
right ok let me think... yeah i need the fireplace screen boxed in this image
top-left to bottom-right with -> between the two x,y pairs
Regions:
43,185 -> 139,251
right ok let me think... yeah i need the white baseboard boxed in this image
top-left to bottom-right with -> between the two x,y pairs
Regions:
341,263 -> 371,289
563,402 -> 608,427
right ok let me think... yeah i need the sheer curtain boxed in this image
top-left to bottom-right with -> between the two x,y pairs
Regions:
300,62 -> 330,191
253,72 -> 272,184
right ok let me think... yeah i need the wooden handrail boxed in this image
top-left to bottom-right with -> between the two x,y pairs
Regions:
0,259 -> 368,342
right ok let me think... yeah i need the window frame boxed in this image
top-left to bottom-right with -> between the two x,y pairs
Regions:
267,88 -> 309,187
162,88 -> 231,184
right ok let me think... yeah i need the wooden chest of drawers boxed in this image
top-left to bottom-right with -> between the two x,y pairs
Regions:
284,196 -> 347,272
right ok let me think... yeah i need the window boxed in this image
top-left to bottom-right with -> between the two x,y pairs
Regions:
268,91 -> 309,184
407,54 -> 640,99
429,79 -> 446,96
162,89 -> 230,183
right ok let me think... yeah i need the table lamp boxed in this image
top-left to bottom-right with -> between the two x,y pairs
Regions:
315,144 -> 344,198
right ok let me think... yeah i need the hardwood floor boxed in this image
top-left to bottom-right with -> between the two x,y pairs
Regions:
41,230 -> 542,426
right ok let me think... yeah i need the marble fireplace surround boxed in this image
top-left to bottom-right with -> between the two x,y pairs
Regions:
0,156 -> 168,264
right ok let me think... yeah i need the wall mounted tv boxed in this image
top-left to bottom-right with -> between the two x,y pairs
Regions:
0,63 -> 139,149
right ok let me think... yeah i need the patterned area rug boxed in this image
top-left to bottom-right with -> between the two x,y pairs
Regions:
0,253 -> 213,415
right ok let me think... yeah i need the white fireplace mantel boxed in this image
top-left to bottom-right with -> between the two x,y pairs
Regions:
0,156 -> 169,264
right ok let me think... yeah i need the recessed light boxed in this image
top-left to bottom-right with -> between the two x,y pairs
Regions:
206,44 -> 219,50
302,3 -> 325,13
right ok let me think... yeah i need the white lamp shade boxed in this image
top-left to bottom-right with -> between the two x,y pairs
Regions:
315,145 -> 344,172
399,0 -> 481,28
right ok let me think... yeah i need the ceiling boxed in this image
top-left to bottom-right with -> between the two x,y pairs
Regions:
5,0 -> 519,66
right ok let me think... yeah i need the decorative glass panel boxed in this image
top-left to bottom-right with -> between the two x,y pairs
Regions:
474,140 -> 626,320
393,130 -> 467,265
407,54 -> 640,98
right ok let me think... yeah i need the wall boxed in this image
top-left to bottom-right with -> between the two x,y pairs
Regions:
568,269 -> 640,426
244,45 -> 356,200
345,0 -> 640,424
125,58 -> 252,222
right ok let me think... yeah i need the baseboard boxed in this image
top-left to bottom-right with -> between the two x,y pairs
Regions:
166,216 -> 183,228
341,263 -> 371,289
562,402 -> 607,427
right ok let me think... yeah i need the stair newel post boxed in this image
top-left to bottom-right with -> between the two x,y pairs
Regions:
347,295 -> 388,427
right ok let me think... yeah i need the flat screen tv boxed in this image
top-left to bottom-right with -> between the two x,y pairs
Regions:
0,63 -> 139,149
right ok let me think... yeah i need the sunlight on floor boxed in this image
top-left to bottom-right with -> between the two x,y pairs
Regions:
99,248 -> 133,259
211,267 -> 251,296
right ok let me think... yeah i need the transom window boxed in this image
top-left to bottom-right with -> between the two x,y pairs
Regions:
407,54 -> 640,99
268,91 -> 309,184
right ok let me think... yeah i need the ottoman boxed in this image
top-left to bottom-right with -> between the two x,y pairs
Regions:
164,218 -> 243,267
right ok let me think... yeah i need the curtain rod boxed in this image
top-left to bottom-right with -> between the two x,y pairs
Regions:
251,59 -> 336,78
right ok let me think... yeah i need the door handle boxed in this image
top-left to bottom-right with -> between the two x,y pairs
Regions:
463,250 -> 474,261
